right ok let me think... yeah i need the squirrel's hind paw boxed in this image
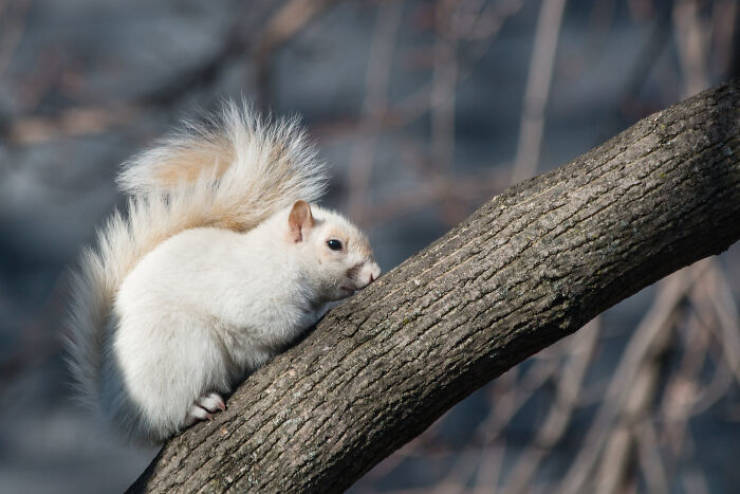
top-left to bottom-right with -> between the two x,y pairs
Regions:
199,392 -> 227,412
184,392 -> 226,426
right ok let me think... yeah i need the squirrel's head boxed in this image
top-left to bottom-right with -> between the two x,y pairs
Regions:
287,200 -> 381,302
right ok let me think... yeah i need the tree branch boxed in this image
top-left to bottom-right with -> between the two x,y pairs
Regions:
128,81 -> 740,493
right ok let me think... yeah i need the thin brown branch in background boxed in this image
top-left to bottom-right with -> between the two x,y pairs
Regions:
6,105 -> 140,144
635,420 -> 669,494
705,263 -> 740,386
430,0 -> 458,173
0,0 -> 31,76
661,312 -> 708,457
593,299 -> 673,494
558,268 -> 703,494
348,0 -> 404,222
254,0 -> 339,109
138,2 -> 274,108
673,0 -> 710,96
503,319 -> 600,494
619,4 -> 671,118
511,0 -> 567,183
710,0 -> 738,78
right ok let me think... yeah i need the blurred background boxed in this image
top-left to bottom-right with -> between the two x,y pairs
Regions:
1,0 -> 739,492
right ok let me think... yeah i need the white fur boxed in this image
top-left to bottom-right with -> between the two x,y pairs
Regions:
65,103 -> 380,442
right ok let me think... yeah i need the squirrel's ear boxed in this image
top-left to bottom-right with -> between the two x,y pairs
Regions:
288,200 -> 314,243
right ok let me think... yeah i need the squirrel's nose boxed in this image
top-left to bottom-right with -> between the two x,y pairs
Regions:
357,261 -> 381,289
367,262 -> 381,285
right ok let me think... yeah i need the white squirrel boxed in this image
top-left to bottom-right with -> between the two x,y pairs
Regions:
66,103 -> 381,443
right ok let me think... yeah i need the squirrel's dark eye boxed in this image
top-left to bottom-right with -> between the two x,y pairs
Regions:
327,239 -> 343,251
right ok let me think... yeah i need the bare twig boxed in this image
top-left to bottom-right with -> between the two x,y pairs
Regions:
558,266 -> 708,494
511,0 -> 567,183
5,105 -> 140,144
348,0 -> 404,221
430,0 -> 458,173
503,319 -> 600,494
254,0 -> 340,108
673,0 -> 710,96
0,0 -> 31,76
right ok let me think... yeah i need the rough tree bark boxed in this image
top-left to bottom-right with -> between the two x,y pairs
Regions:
128,82 -> 740,493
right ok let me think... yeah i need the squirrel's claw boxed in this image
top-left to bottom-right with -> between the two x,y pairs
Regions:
185,392 -> 226,426
198,392 -> 227,413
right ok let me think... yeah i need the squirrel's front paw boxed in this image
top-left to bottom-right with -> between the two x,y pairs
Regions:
184,392 -> 226,426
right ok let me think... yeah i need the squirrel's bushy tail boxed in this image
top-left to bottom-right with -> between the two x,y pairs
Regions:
66,102 -> 327,411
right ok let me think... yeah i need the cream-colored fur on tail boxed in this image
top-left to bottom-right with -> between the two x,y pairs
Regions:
65,103 -> 327,422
